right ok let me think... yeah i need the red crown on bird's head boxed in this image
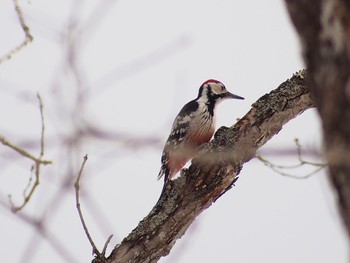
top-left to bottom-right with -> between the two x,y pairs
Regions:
201,79 -> 222,86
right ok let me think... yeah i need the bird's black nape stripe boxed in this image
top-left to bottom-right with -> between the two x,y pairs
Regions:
205,87 -> 217,116
197,86 -> 204,99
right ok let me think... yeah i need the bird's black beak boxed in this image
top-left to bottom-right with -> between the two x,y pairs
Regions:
225,92 -> 244,100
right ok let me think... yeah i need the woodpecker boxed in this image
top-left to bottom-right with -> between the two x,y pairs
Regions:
158,79 -> 244,184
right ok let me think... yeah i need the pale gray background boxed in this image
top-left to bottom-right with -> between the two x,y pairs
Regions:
0,0 -> 348,262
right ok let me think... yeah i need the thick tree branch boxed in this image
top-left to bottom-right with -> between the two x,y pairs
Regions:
98,70 -> 314,263
285,0 -> 350,237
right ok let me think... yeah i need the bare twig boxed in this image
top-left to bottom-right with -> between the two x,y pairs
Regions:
256,138 -> 327,179
23,165 -> 35,197
0,0 -> 33,64
37,94 -> 45,159
0,136 -> 51,165
7,94 -> 52,212
74,155 -> 114,262
101,235 -> 114,256
74,155 -> 100,255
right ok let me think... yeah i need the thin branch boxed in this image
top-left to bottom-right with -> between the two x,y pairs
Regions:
37,94 -> 45,159
8,94 -> 52,212
74,155 -> 114,262
0,0 -> 33,64
22,165 -> 35,198
102,235 -> 114,257
256,155 -> 326,179
0,136 -> 51,165
256,138 -> 327,179
74,155 -> 100,255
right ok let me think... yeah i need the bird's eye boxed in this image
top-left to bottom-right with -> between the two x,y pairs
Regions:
221,85 -> 225,91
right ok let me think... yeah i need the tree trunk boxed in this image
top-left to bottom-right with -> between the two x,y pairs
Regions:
285,0 -> 350,238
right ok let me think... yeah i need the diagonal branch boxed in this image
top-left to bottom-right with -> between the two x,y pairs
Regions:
0,136 -> 51,165
0,0 -> 33,64
102,70 -> 314,263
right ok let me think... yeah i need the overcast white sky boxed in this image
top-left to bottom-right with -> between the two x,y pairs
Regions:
0,0 -> 348,262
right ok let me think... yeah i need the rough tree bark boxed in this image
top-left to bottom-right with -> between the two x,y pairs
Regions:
92,70 -> 314,263
285,0 -> 350,237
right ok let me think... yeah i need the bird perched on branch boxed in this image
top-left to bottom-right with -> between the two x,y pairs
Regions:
158,79 -> 244,186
